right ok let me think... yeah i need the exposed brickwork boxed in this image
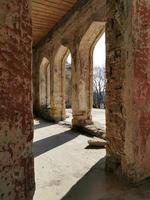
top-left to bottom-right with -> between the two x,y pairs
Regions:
0,0 -> 35,199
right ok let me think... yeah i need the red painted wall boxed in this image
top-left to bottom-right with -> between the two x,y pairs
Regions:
0,0 -> 35,199
133,0 -> 150,180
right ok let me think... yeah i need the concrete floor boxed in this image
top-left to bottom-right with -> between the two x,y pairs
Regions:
33,118 -> 106,200
33,114 -> 150,200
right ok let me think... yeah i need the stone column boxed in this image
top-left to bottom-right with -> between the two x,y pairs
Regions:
50,46 -> 67,121
71,45 -> 93,128
105,0 -> 127,168
0,0 -> 35,199
106,0 -> 150,183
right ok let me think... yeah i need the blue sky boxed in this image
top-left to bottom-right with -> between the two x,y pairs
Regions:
67,32 -> 106,67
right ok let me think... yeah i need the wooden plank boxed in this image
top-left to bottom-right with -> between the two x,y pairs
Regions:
32,0 -> 77,43
32,0 -> 72,10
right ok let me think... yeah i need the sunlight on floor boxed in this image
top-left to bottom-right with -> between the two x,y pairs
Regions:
33,119 -> 106,200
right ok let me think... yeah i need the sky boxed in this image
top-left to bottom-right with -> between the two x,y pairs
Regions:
93,32 -> 105,67
67,32 -> 106,67
67,53 -> 71,64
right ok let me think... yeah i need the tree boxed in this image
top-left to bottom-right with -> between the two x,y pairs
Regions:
93,65 -> 106,108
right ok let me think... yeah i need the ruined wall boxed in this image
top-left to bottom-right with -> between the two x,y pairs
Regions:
106,0 -> 150,182
33,0 -> 106,124
0,0 -> 35,199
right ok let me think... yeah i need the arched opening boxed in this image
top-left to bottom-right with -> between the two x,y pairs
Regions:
46,64 -> 51,109
65,53 -> 72,109
92,32 -> 106,129
76,22 -> 105,128
39,57 -> 51,110
64,51 -> 73,123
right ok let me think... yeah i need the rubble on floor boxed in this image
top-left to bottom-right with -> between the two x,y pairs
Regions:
88,137 -> 107,148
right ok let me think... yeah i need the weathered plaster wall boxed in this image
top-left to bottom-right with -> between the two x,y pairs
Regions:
106,0 -> 150,182
33,0 -> 106,124
106,0 -> 129,166
0,0 -> 35,199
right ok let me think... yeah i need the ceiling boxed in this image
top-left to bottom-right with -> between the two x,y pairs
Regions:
32,0 -> 77,44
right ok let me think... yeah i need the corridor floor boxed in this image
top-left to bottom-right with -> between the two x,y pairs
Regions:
33,119 -> 150,200
33,118 -> 106,200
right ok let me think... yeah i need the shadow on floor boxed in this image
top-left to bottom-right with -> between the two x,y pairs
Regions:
34,119 -> 54,130
61,158 -> 150,200
33,130 -> 78,158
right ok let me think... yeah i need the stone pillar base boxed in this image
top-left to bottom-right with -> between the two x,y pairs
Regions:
37,107 -> 66,122
50,109 -> 66,122
72,115 -> 93,129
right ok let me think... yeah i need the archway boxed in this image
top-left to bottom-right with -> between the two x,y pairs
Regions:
92,32 -> 106,129
72,21 -> 105,127
64,51 -> 72,123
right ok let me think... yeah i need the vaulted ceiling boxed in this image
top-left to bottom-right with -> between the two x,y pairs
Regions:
32,0 -> 77,44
